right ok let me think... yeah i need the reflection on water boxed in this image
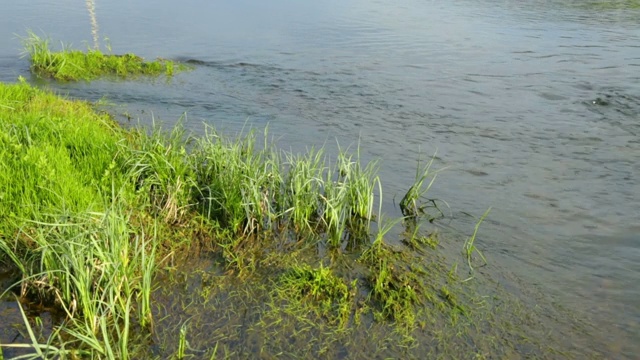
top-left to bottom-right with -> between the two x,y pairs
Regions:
1,0 -> 639,355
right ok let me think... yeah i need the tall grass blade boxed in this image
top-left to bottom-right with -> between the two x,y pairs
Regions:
464,207 -> 491,272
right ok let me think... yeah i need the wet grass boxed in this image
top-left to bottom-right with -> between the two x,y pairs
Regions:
399,153 -> 448,223
146,249 -> 610,359
463,207 -> 491,273
21,32 -> 187,81
0,79 -> 611,358
0,79 -> 444,357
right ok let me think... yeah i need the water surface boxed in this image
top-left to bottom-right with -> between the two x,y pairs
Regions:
1,0 -> 639,356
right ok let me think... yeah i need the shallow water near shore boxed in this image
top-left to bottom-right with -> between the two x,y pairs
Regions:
1,0 -> 639,357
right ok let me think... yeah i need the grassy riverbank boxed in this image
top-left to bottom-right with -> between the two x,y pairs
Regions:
0,80 -> 607,359
22,33 -> 186,81
0,79 -> 462,358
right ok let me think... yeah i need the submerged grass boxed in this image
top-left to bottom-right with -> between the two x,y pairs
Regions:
277,263 -> 354,328
21,32 -> 187,81
1,78 -> 574,358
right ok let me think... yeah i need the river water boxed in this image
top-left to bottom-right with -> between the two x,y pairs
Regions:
1,0 -> 639,356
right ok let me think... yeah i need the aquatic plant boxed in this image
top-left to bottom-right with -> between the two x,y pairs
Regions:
399,153 -> 448,222
336,147 -> 380,248
402,222 -> 439,251
278,263 -> 354,328
125,122 -> 196,224
579,0 -> 640,10
21,32 -> 187,81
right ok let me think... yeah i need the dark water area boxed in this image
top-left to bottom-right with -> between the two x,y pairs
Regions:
1,0 -> 639,356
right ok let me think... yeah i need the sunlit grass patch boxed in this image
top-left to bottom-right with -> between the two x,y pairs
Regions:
21,32 -> 188,81
0,79 -> 122,228
191,128 -> 384,260
0,79 -> 502,358
125,123 -> 197,223
283,148 -> 325,235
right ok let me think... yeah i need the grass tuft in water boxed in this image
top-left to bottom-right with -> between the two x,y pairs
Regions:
21,31 -> 188,81
463,207 -> 491,273
399,153 -> 449,223
278,263 -> 354,328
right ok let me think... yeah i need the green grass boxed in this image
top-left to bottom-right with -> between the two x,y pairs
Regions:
3,79 -> 569,359
21,32 -> 188,81
0,79 -> 160,358
399,153 -> 449,223
277,263 -> 354,328
284,148 -> 325,235
0,79 -> 460,358
463,207 -> 491,273
0,77 -> 121,226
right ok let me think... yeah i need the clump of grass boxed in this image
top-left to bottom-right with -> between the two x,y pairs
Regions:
334,147 -> 379,248
125,121 -> 196,224
399,153 -> 448,222
0,208 -> 157,359
463,207 -> 491,273
578,0 -> 640,10
278,263 -> 354,328
283,148 -> 325,236
360,226 -> 422,328
357,204 -> 460,331
192,128 -> 382,257
193,126 -> 282,237
21,31 -> 188,81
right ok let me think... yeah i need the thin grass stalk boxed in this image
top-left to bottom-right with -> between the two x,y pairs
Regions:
464,207 -> 491,272
177,322 -> 188,359
399,153 -> 442,219
138,225 -> 156,329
